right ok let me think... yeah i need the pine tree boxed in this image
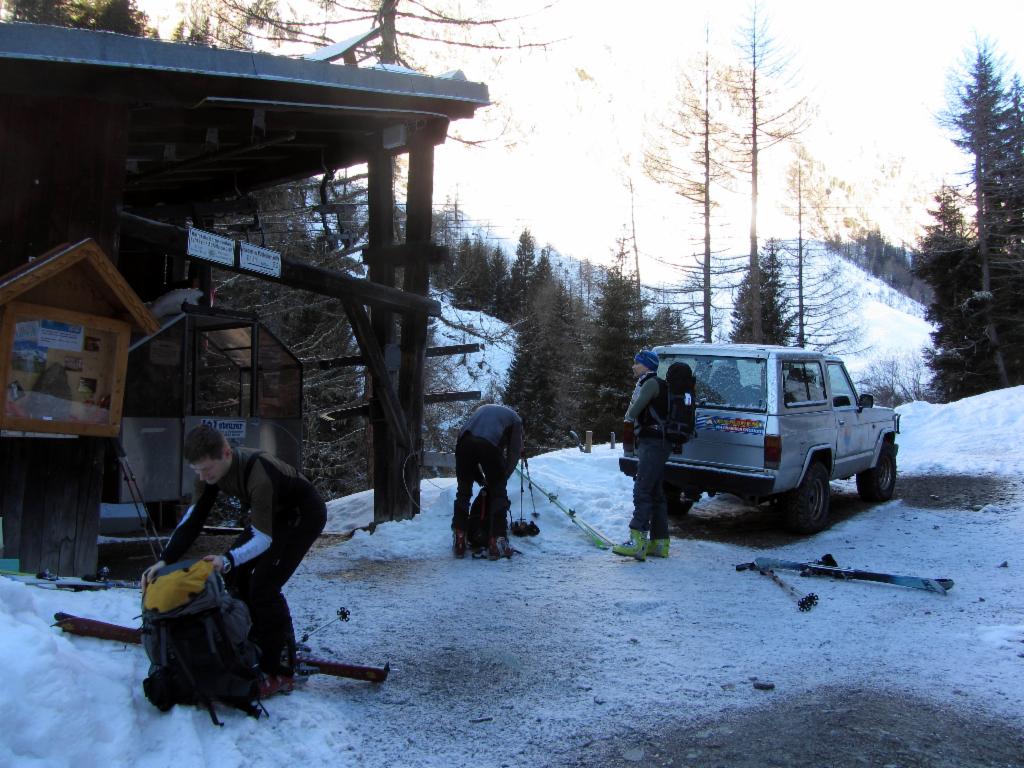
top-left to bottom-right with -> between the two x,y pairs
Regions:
946,42 -> 1015,388
507,229 -> 536,320
580,245 -> 646,441
730,239 -> 795,345
914,187 -> 995,401
504,262 -> 574,452
9,0 -> 150,34
646,306 -> 691,348
449,235 -> 490,311
486,244 -> 509,319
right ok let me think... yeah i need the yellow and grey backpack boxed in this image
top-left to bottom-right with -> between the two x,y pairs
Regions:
141,559 -> 262,724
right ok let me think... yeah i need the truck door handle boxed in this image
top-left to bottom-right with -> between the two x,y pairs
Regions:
838,419 -> 846,426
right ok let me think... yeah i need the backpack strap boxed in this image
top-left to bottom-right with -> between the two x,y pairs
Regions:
641,379 -> 670,441
239,451 -> 266,516
164,624 -> 223,726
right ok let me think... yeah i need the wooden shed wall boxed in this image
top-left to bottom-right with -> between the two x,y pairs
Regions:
0,94 -> 127,273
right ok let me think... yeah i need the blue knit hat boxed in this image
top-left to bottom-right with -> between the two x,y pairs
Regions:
634,350 -> 659,372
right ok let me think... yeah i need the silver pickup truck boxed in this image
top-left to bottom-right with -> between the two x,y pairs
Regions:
618,343 -> 900,533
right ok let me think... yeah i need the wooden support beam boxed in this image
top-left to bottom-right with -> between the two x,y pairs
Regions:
304,342 -> 483,370
360,242 -> 447,267
126,132 -> 297,188
126,198 -> 257,221
396,135 -> 437,520
119,212 -> 440,317
318,391 -> 481,421
340,299 -> 411,449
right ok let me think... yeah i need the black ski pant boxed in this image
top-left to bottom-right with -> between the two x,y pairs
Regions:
230,493 -> 326,676
453,433 -> 510,538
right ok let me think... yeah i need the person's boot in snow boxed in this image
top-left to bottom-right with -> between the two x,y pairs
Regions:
276,673 -> 295,693
488,535 -> 514,560
453,529 -> 467,558
612,528 -> 648,561
259,673 -> 292,698
646,538 -> 670,558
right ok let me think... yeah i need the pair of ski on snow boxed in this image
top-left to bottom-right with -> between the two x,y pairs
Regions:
736,554 -> 954,611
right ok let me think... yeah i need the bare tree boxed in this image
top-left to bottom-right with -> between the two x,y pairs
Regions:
643,32 -> 740,342
781,244 -> 862,354
728,2 -> 810,343
855,351 -> 934,407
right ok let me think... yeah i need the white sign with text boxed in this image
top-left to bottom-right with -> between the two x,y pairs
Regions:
187,227 -> 235,266
239,242 -> 282,278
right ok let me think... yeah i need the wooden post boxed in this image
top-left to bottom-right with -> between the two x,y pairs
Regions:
585,431 -> 593,454
610,432 -> 616,450
366,149 -> 401,522
398,134 -> 436,519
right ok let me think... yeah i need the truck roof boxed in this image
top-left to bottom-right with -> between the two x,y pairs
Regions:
653,342 -> 818,359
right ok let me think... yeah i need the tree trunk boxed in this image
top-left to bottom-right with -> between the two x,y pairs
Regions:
975,156 -> 1010,387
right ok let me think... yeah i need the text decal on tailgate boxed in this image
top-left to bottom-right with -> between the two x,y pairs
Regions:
696,415 -> 766,435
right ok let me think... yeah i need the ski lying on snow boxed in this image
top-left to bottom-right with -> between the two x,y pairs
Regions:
52,612 -> 389,682
2,571 -> 139,591
513,465 -> 614,549
751,556 -> 954,595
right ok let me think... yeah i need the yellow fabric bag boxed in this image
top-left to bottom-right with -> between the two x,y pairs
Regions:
143,559 -> 215,613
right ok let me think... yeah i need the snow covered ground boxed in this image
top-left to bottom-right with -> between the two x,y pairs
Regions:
3,388 -> 1024,767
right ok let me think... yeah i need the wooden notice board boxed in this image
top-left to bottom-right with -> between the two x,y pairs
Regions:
0,239 -> 158,438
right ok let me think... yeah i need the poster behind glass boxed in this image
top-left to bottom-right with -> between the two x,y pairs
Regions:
5,318 -> 117,426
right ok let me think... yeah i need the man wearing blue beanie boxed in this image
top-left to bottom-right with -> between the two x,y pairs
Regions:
614,349 -> 672,560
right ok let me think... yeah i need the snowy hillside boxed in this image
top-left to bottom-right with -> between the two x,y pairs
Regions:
436,239 -> 935,402
3,386 -> 1023,767
429,295 -> 515,400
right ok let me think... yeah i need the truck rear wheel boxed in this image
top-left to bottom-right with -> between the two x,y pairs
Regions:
783,461 -> 831,533
856,442 -> 897,502
664,481 -> 694,516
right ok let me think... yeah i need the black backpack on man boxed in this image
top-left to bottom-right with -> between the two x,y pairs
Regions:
650,362 -> 697,448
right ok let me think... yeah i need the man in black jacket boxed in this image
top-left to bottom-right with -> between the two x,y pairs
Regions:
452,403 -> 524,559
142,424 -> 326,696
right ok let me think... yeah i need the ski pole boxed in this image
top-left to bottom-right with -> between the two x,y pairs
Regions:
300,607 -> 350,643
109,438 -> 162,561
737,561 -> 818,612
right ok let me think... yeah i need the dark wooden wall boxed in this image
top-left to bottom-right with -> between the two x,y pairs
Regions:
0,94 -> 127,273
0,438 -> 104,575
0,93 -> 128,574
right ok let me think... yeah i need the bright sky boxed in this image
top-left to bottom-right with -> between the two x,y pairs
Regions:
138,1 -> 1024,272
435,0 -> 1024,269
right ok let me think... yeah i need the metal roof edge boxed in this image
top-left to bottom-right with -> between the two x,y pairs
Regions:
0,22 -> 490,108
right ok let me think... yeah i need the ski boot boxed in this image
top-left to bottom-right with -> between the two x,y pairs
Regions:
646,538 -> 670,558
453,529 -> 467,558
612,529 -> 648,561
259,673 -> 293,698
488,536 -> 514,560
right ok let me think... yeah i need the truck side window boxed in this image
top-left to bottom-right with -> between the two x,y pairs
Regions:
827,362 -> 858,407
782,361 -> 826,406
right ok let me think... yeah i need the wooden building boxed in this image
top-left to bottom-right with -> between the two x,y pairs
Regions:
0,22 -> 489,574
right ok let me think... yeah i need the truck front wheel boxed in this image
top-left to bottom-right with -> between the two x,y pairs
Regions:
856,442 -> 897,502
783,461 -> 831,533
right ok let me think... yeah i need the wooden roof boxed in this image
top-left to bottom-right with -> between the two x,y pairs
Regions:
0,239 -> 160,334
0,22 -> 490,206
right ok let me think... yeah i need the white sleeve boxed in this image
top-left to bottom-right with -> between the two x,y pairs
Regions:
227,526 -> 272,567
